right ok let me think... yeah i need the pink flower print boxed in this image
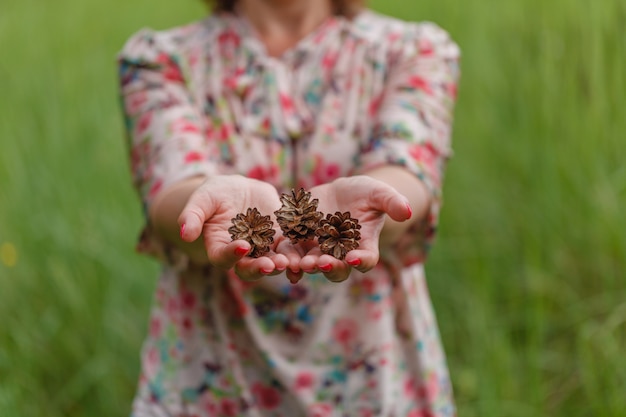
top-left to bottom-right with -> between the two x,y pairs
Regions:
184,151 -> 205,164
219,398 -> 238,416
321,51 -> 338,70
188,48 -> 200,67
218,124 -> 234,142
332,318 -> 359,347
279,93 -> 295,114
218,30 -> 241,48
368,307 -> 383,321
163,64 -> 184,83
130,142 -> 149,173
361,277 -> 376,295
418,38 -> 435,57
294,371 -> 315,390
199,392 -> 219,415
309,403 -> 333,417
149,317 -> 162,338
155,52 -> 170,65
368,93 -> 384,117
409,143 -> 440,186
172,118 -> 200,134
125,91 -> 147,114
180,316 -> 193,335
446,82 -> 458,99
247,164 -> 278,182
165,295 -> 180,317
405,373 -> 439,402
426,372 -> 440,401
181,291 -> 197,311
311,155 -> 340,185
136,112 -> 152,136
148,179 -> 163,200
155,53 -> 184,83
407,76 -> 434,95
251,382 -> 281,410
143,346 -> 160,377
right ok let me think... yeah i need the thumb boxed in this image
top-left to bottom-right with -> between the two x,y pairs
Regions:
368,180 -> 412,222
178,188 -> 218,242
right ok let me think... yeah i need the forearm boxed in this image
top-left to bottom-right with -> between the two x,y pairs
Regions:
362,166 -> 431,247
148,175 -> 209,264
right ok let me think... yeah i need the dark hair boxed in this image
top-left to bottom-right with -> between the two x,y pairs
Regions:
204,0 -> 365,18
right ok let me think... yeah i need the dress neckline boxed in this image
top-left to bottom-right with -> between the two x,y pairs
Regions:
218,11 -> 348,64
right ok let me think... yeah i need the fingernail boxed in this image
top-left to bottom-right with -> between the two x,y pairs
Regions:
347,258 -> 361,267
319,264 -> 332,272
290,268 -> 300,274
406,203 -> 413,218
235,247 -> 249,257
303,268 -> 316,274
260,268 -> 274,275
276,266 -> 286,272
180,224 -> 186,239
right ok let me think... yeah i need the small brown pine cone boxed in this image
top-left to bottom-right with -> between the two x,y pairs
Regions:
316,211 -> 362,260
228,207 -> 276,258
274,188 -> 324,243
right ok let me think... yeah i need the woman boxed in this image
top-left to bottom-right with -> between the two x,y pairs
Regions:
118,0 -> 460,415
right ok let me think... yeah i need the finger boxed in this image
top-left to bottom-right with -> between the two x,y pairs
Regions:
267,253 -> 289,275
345,248 -> 379,273
234,256 -> 277,281
286,268 -> 304,284
205,239 -> 250,269
275,239 -> 305,276
317,255 -> 351,282
300,247 -> 323,274
178,189 -> 217,242
368,181 -> 412,222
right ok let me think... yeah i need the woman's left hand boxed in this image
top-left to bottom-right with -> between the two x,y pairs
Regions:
294,176 -> 412,282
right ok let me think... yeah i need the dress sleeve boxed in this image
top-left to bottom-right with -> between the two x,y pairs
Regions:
118,29 -> 217,210
118,29 -> 217,263
355,22 -> 461,265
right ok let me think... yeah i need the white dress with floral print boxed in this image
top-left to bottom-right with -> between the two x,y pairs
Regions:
119,9 -> 460,417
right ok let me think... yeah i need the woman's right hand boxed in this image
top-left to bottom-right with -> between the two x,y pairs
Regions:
177,175 -> 291,280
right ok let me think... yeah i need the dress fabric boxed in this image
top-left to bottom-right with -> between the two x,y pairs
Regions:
119,9 -> 460,417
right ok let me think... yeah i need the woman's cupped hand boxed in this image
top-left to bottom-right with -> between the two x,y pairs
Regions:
177,175 -> 411,283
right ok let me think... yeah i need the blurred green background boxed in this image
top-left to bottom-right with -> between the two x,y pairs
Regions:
1,0 -> 624,415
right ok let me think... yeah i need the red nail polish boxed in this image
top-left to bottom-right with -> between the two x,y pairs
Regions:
235,247 -> 249,257
260,268 -> 274,275
180,224 -> 186,239
406,203 -> 413,219
347,258 -> 361,267
319,264 -> 332,272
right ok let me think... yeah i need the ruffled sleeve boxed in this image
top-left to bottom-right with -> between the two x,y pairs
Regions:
356,22 -> 461,265
118,28 -> 217,262
118,28 -> 217,210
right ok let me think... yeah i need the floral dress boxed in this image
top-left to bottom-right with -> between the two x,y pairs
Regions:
119,9 -> 460,417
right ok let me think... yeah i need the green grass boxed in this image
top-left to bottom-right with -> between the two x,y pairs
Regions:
1,0 -> 624,416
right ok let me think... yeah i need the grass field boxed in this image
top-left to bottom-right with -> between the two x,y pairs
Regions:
1,0 -> 625,416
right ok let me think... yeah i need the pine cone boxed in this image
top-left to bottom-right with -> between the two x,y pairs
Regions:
274,188 -> 324,243
316,211 -> 362,260
228,207 -> 276,258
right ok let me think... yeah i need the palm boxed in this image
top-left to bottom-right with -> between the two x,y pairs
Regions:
311,178 -> 388,257
179,175 -> 289,278
291,176 -> 410,281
